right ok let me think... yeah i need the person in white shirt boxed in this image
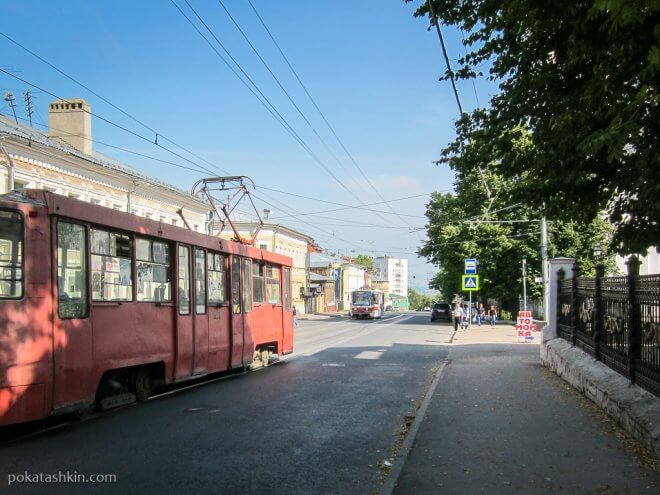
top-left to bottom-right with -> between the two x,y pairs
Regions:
453,303 -> 464,331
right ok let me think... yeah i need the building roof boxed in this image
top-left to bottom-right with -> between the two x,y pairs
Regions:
309,252 -> 345,268
309,272 -> 335,283
0,115 -> 207,209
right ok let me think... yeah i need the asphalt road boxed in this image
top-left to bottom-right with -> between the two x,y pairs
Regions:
0,313 -> 454,494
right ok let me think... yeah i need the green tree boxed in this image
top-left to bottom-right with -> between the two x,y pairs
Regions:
420,170 -> 617,310
409,0 -> 659,254
353,254 -> 374,272
408,287 -> 433,310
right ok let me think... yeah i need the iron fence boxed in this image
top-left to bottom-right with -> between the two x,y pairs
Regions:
556,259 -> 659,397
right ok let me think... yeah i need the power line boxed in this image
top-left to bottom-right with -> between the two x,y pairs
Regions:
246,0 -> 415,228
215,0 -> 378,211
0,30 -> 234,178
174,0 -> 376,219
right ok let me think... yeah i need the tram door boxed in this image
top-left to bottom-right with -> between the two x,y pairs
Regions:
229,255 -> 245,368
174,244 -> 194,379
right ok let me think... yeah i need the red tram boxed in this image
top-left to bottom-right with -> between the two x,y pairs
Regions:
0,190 -> 294,426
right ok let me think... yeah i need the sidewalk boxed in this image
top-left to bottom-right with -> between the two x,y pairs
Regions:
451,321 -> 539,345
393,333 -> 659,493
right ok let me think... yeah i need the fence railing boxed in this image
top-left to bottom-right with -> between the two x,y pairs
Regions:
519,297 -> 545,320
556,258 -> 659,397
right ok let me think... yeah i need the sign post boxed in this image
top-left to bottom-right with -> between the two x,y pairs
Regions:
516,310 -> 536,342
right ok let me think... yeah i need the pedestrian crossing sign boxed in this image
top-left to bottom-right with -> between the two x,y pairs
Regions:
462,275 -> 479,291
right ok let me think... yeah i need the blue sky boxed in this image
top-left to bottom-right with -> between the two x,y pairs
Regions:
1,0 -> 496,290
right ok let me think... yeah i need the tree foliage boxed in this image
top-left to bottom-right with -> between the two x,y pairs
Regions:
410,0 -> 659,254
419,169 -> 617,309
353,254 -> 374,272
408,287 -> 434,310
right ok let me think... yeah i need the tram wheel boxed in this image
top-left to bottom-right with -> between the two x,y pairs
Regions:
133,367 -> 153,402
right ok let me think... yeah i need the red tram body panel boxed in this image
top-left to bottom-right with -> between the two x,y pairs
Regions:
0,191 -> 294,426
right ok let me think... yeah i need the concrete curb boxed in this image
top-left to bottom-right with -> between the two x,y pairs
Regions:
541,336 -> 660,457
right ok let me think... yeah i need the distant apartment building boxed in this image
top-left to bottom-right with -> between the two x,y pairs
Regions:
215,221 -> 314,314
374,256 -> 408,297
0,99 -> 209,229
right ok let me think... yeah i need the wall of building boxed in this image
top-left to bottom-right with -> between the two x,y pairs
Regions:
374,257 -> 408,297
0,150 -> 207,230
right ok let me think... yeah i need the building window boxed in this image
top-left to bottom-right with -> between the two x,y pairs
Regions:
207,253 -> 227,304
90,198 -> 102,206
195,248 -> 206,314
91,228 -> 133,301
259,243 -> 268,251
178,246 -> 190,315
57,222 -> 88,318
0,210 -> 23,299
253,261 -> 264,303
160,216 -> 166,223
243,258 -> 252,312
265,265 -> 281,304
172,219 -> 178,226
131,209 -> 139,216
144,213 -> 153,220
136,238 -> 171,302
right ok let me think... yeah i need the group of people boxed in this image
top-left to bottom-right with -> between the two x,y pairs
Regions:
452,302 -> 497,331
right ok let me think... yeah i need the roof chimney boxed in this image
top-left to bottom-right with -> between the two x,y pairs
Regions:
48,98 -> 92,155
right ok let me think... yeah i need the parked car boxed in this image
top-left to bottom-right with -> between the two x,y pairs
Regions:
430,303 -> 452,323
422,306 -> 431,311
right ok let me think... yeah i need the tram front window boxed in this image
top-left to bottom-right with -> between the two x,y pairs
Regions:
352,291 -> 371,306
0,210 -> 23,299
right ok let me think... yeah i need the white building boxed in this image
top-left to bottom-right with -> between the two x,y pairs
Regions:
616,248 -> 660,275
0,99 -> 209,229
374,256 -> 408,297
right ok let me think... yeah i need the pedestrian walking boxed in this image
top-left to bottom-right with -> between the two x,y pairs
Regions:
293,306 -> 298,327
488,305 -> 497,327
452,303 -> 464,332
477,303 -> 485,326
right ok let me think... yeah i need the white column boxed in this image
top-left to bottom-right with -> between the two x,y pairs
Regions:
543,257 -> 575,343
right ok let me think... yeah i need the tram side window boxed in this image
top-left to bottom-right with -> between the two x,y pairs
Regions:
284,267 -> 291,312
0,210 -> 24,299
266,265 -> 281,304
207,253 -> 227,304
178,246 -> 191,315
243,258 -> 252,312
195,249 -> 206,314
57,222 -> 88,318
136,238 -> 171,302
91,228 -> 133,301
231,256 -> 241,314
252,261 -> 264,303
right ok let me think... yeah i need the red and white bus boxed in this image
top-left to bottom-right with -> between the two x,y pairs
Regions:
0,190 -> 294,426
349,290 -> 385,319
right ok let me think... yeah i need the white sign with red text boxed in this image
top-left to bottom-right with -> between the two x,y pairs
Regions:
516,311 -> 536,343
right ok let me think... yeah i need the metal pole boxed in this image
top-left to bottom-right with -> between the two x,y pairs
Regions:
469,290 -> 472,328
522,257 -> 528,311
540,216 -> 548,320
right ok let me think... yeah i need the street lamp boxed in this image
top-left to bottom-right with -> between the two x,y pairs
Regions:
593,244 -> 603,261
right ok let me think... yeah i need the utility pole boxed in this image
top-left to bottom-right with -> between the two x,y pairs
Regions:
522,257 -> 528,311
540,216 -> 548,320
23,90 -> 34,126
4,92 -> 18,124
